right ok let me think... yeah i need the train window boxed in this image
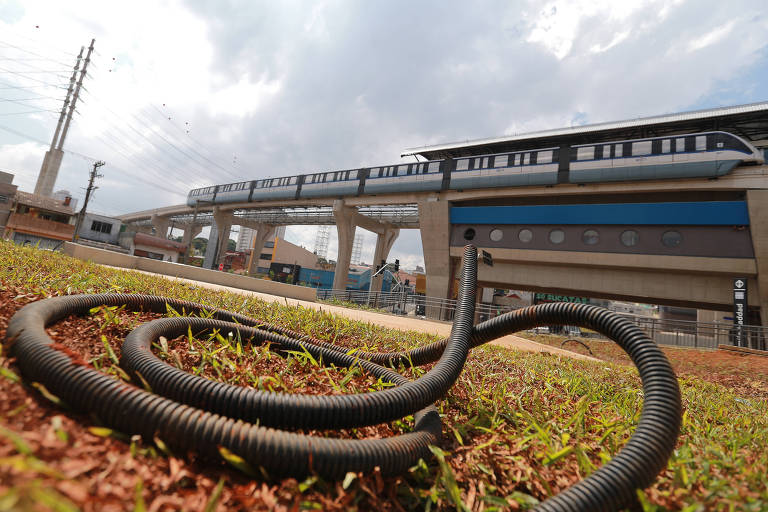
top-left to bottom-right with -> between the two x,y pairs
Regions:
482,157 -> 490,168
398,165 -> 409,176
577,147 -> 594,160
428,162 -> 440,172
463,228 -> 476,241
514,154 -> 521,166
662,140 -> 671,153
548,229 -> 565,244
456,159 -> 470,171
489,228 -> 503,242
582,229 -> 599,245
524,153 -> 531,165
696,136 -> 706,151
349,170 -> 358,180
538,150 -> 553,164
615,144 -> 623,158
620,230 -> 639,247
495,155 -> 509,167
518,229 -> 533,243
370,168 -> 380,178
662,231 -> 682,247
632,141 -> 652,156
675,138 -> 685,152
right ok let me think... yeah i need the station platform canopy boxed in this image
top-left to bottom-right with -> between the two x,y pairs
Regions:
402,101 -> 768,160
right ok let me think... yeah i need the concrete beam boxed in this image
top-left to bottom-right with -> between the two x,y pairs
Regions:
332,200 -> 356,290
246,223 -> 277,275
747,190 -> 768,326
419,196 -> 452,319
460,252 -> 762,312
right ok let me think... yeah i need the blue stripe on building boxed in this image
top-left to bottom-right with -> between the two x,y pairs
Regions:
450,201 -> 750,226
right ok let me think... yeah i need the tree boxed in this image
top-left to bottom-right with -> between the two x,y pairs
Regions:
227,238 -> 237,252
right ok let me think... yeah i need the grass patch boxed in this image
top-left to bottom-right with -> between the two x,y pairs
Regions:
0,240 -> 767,510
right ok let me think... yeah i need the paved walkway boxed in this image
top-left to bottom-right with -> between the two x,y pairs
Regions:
113,267 -> 598,362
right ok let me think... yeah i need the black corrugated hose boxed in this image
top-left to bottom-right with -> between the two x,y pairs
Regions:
5,245 -> 681,511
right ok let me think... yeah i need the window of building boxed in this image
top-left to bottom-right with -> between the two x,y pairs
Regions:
90,220 -> 113,234
548,229 -> 565,244
582,229 -> 599,245
518,228 -> 533,243
463,228 -> 476,241
620,230 -> 639,247
489,228 -> 503,242
661,231 -> 682,248
0,194 -> 7,203
259,253 -> 272,260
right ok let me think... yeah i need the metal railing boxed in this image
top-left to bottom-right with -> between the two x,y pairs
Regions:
316,288 -> 768,351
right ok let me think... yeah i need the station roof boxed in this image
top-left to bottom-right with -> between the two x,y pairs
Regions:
402,101 -> 768,160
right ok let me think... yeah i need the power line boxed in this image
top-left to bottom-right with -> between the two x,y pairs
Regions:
0,109 -> 57,115
76,88 -> 216,185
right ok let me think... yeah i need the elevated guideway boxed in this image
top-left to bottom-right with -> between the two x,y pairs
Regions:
116,102 -> 768,330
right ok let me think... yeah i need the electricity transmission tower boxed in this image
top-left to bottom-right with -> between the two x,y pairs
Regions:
35,39 -> 95,197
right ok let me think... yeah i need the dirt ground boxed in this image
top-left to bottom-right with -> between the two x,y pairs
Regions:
527,333 -> 768,401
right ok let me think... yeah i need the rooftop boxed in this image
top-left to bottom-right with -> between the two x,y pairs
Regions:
402,101 -> 768,159
14,191 -> 75,215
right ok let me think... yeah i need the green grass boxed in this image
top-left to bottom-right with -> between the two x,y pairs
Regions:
1,240 -> 767,510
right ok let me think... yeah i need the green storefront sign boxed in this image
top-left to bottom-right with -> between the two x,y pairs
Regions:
534,293 -> 589,305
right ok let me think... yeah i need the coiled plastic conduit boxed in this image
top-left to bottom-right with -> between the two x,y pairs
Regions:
6,246 -> 681,511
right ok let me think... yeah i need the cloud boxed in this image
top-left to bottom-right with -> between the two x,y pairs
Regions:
1,0 -> 767,265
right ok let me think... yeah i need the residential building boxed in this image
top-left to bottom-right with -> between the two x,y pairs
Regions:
3,190 -> 75,250
77,213 -> 122,245
0,171 -> 18,233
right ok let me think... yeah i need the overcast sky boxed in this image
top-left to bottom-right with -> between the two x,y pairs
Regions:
1,0 -> 767,269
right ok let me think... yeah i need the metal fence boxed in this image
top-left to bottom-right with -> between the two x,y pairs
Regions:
316,288 -> 768,351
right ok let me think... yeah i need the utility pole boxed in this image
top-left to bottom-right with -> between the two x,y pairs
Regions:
34,39 -> 95,197
72,160 -> 104,242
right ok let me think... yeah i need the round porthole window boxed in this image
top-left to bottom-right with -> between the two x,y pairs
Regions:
620,230 -> 639,247
661,230 -> 682,248
518,228 -> 533,243
582,229 -> 599,245
549,229 -> 565,244
463,228 -> 476,241
489,228 -> 503,242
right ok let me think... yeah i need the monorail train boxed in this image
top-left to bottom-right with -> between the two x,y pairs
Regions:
187,131 -> 764,206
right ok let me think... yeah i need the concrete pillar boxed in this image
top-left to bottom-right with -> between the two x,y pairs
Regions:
332,200 -> 357,291
33,149 -> 64,197
150,214 -> 171,239
747,190 -> 768,327
369,227 -> 400,297
181,224 -> 202,263
247,224 -> 277,275
419,196 -> 452,319
202,208 -> 233,269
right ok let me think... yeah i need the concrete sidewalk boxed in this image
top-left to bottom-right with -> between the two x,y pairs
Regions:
113,266 -> 598,362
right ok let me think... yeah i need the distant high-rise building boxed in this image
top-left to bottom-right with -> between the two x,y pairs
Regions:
351,232 -> 363,265
237,225 -> 285,252
314,225 -> 330,259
